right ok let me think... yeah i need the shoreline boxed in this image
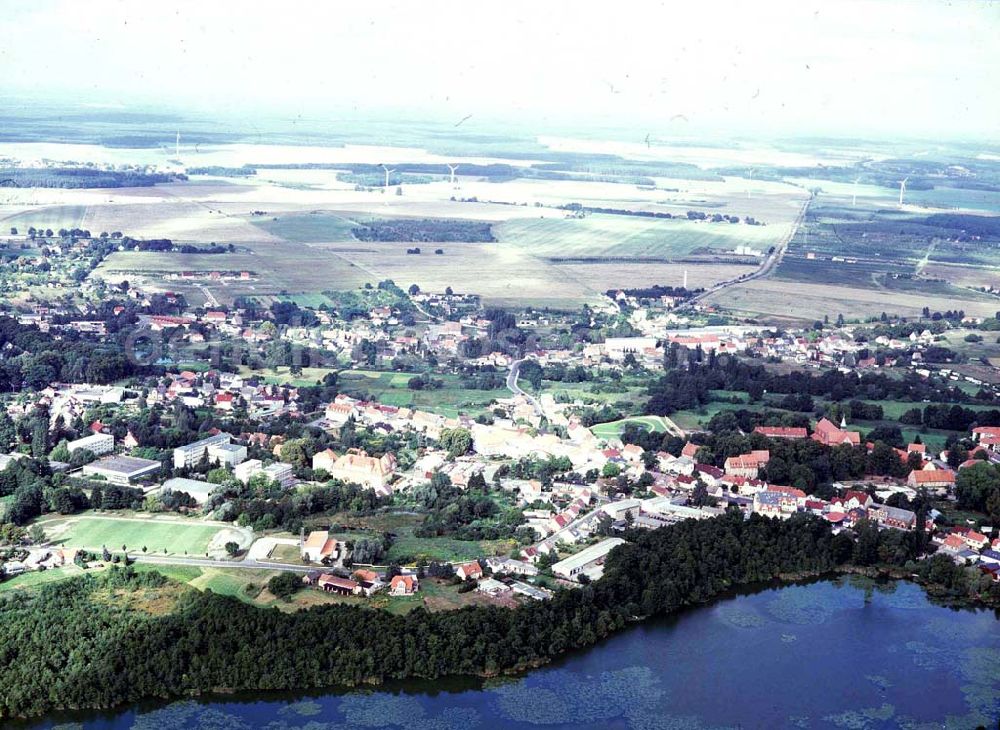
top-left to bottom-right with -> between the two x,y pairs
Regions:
6,563 -> 998,726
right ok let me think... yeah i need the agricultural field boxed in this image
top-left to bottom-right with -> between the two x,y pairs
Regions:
250,211 -> 361,242
495,214 -> 785,260
93,238 -> 371,307
706,276 -> 1000,323
39,514 -> 227,556
2,204 -> 90,233
717,197 -> 1000,323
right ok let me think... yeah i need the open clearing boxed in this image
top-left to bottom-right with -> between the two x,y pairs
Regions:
40,514 -> 225,555
339,369 -> 505,417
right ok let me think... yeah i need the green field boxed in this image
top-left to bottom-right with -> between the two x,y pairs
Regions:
590,415 -> 671,440
0,564 -> 87,593
496,214 -> 781,259
279,293 -> 335,308
42,515 -> 223,555
339,369 -> 505,417
250,212 -> 362,243
384,535 -> 492,563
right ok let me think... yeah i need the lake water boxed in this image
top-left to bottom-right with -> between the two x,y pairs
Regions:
21,578 -> 1000,729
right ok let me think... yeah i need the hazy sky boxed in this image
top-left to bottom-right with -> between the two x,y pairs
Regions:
2,0 -> 997,140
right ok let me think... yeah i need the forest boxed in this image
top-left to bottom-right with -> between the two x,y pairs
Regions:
0,167 -> 183,188
351,218 -> 496,243
2,511 -> 991,720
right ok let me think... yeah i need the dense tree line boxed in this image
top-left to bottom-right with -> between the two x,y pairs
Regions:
901,403 -> 1000,431
214,480 -> 390,533
351,219 -> 495,243
646,355 -> 987,417
0,167 -> 183,189
0,512 -> 953,720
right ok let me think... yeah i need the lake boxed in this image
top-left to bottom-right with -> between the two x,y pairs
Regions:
20,578 -> 1000,729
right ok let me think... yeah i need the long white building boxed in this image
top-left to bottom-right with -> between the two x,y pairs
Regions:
67,432 -> 114,456
172,432 -> 235,469
551,537 -> 627,582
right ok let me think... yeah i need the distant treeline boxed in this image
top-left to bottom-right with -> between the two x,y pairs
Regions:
337,172 -> 434,187
921,214 -> 1000,237
249,162 -> 690,187
186,166 -> 257,177
0,168 -> 184,189
351,218 -> 495,243
606,284 -> 698,299
108,237 -> 233,254
723,157 -> 1000,194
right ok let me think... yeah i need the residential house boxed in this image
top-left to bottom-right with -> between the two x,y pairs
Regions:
312,448 -> 338,473
456,561 -> 484,581
389,575 -> 418,596
316,574 -> 359,595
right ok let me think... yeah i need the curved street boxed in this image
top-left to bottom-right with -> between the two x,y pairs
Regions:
507,358 -> 545,418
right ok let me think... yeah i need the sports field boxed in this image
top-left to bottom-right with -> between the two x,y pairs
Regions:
590,415 -> 671,440
42,515 -> 224,555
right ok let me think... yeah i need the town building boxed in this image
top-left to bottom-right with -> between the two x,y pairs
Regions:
389,575 -> 418,596
301,530 -> 341,563
172,432 -> 235,468
811,418 -> 861,447
159,477 -> 215,506
724,450 -> 770,478
551,537 -> 627,581
326,450 -> 397,490
456,561 -> 484,581
82,455 -> 161,486
67,432 -> 114,456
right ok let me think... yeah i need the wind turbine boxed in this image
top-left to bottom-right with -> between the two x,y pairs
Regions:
898,177 -> 908,207
381,164 -> 396,191
175,131 -> 180,158
852,176 -> 861,207
746,168 -> 754,199
446,164 -> 458,186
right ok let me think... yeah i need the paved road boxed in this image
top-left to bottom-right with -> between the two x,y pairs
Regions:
507,358 -> 545,418
690,197 -> 810,305
128,553 -> 316,573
